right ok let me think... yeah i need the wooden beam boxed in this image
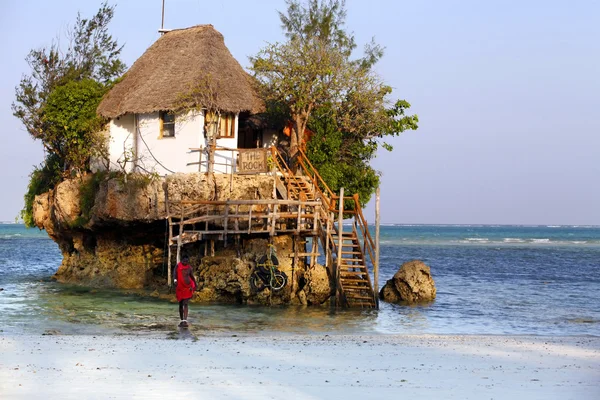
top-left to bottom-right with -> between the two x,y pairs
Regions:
165,185 -> 173,287
173,199 -> 321,206
325,212 -> 331,273
375,186 -> 380,309
292,236 -> 298,295
310,236 -> 318,268
289,252 -> 321,257
270,204 -> 278,235
224,204 -> 229,243
336,187 -> 344,307
296,203 -> 302,234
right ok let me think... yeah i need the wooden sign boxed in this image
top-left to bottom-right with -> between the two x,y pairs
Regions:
238,149 -> 268,174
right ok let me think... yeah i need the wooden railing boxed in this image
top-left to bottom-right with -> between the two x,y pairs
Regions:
188,146 -> 239,174
352,194 -> 377,273
168,199 -> 321,241
297,148 -> 337,211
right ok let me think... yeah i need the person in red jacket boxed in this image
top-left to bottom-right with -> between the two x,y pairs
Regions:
174,256 -> 197,327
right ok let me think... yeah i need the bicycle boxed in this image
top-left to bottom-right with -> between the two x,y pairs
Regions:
250,244 -> 288,292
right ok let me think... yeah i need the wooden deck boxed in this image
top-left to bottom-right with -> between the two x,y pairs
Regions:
167,199 -> 322,244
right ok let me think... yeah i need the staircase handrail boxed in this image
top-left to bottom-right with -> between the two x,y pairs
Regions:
352,194 -> 376,257
297,148 -> 337,211
351,221 -> 376,302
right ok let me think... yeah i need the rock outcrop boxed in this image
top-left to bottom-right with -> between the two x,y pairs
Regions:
300,264 -> 332,305
31,172 -> 332,305
33,173 -> 273,288
380,260 -> 436,304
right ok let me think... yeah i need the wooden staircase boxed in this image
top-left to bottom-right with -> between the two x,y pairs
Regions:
332,229 -> 377,308
285,176 -> 316,202
271,147 -> 378,309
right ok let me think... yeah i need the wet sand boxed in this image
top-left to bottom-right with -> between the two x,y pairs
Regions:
0,333 -> 598,399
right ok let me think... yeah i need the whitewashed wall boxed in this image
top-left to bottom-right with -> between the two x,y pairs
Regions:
108,114 -> 136,173
106,111 -> 243,175
136,111 -> 204,175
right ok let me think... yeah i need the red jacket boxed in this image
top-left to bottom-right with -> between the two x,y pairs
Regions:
175,262 -> 195,301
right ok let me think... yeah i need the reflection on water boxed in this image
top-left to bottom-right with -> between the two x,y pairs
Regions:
1,274 -> 599,337
0,280 -> 420,336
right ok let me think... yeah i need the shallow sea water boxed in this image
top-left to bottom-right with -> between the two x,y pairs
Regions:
0,223 -> 599,337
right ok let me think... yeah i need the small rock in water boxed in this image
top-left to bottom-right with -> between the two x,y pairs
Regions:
42,329 -> 61,336
380,260 -> 436,304
0,288 -> 4,291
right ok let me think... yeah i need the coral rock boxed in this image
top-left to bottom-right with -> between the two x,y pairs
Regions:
380,260 -> 436,304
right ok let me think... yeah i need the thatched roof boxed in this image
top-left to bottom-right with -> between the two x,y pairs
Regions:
97,25 -> 264,118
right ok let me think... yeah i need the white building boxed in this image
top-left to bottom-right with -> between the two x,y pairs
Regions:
97,25 -> 274,175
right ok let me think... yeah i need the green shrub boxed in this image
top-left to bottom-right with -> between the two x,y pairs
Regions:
21,154 -> 62,227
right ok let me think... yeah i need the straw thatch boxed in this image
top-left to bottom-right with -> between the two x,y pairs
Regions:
97,25 -> 264,118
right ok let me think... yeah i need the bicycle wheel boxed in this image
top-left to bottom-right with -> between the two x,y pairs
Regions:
270,272 -> 287,291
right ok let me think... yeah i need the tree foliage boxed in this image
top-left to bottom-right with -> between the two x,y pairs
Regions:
252,0 -> 418,205
43,79 -> 108,173
251,0 -> 374,157
13,2 -> 125,225
306,108 -> 379,208
12,2 -> 124,150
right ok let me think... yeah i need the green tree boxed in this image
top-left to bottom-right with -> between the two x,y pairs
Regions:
251,0 -> 370,158
43,79 -> 108,174
252,0 -> 418,205
12,1 -> 124,170
13,2 -> 125,225
306,100 -> 418,208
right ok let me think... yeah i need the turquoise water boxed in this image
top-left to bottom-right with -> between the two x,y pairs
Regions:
0,223 -> 599,336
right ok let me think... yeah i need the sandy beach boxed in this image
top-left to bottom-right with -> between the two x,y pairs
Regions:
1,333 -> 598,399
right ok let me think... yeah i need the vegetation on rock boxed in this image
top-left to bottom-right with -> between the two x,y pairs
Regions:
13,2 -> 125,226
251,0 -> 418,206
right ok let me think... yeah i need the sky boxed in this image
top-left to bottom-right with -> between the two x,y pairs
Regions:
1,0 -> 599,225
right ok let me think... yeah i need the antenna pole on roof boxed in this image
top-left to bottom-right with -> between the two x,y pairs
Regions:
159,0 -> 172,35
160,0 -> 165,31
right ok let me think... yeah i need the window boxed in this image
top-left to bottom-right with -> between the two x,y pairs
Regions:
160,111 -> 175,138
217,113 -> 236,138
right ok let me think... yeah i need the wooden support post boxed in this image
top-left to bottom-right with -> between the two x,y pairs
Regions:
270,204 -> 278,236
165,185 -> 172,287
292,236 -> 298,296
374,186 -> 381,309
325,212 -> 332,276
198,147 -> 203,172
312,204 -> 319,235
229,158 -> 234,193
310,236 -> 318,268
176,206 -> 184,264
167,219 -> 173,287
235,234 -> 241,258
204,240 -> 208,257
296,202 -> 302,234
248,206 -> 253,234
235,204 -> 239,232
336,187 -> 344,307
210,239 -> 215,257
176,224 -> 182,265
224,202 -> 229,244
